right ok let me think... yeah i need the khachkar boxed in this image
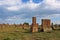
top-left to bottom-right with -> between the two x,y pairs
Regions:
31,17 -> 38,32
42,19 -> 52,32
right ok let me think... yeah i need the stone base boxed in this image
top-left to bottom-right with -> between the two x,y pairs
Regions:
31,27 -> 38,32
43,28 -> 52,32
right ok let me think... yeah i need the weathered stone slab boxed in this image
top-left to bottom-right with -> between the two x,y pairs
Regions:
31,17 -> 38,32
42,19 -> 52,32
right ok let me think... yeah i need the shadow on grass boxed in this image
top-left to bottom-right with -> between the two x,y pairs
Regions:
3,38 -> 11,40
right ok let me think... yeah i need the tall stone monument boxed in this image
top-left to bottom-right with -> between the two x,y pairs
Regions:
31,17 -> 38,32
42,19 -> 52,32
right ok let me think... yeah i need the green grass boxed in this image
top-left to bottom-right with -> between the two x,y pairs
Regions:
0,27 -> 60,40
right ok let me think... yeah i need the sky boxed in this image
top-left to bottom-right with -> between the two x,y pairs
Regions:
0,0 -> 60,24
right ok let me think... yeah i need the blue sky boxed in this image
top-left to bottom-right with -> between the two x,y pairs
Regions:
0,0 -> 60,24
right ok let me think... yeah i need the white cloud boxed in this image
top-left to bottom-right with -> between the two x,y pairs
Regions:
4,14 -> 32,24
0,0 -> 42,11
40,14 -> 60,19
0,0 -> 60,24
1,0 -> 60,11
6,6 -> 20,11
43,0 -> 60,9
0,0 -> 21,6
6,5 -> 25,11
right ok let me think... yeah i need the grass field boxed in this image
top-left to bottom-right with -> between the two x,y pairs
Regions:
0,27 -> 60,40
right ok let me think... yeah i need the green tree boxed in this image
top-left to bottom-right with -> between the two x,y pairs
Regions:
24,22 -> 29,25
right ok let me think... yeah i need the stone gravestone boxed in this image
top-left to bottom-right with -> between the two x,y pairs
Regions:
31,17 -> 38,32
42,19 -> 52,32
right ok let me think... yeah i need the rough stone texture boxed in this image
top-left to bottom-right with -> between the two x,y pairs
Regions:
31,17 -> 38,32
32,17 -> 36,24
42,19 -> 52,32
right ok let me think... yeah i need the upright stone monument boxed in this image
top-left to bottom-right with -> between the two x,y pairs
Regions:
31,17 -> 38,32
42,19 -> 52,32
